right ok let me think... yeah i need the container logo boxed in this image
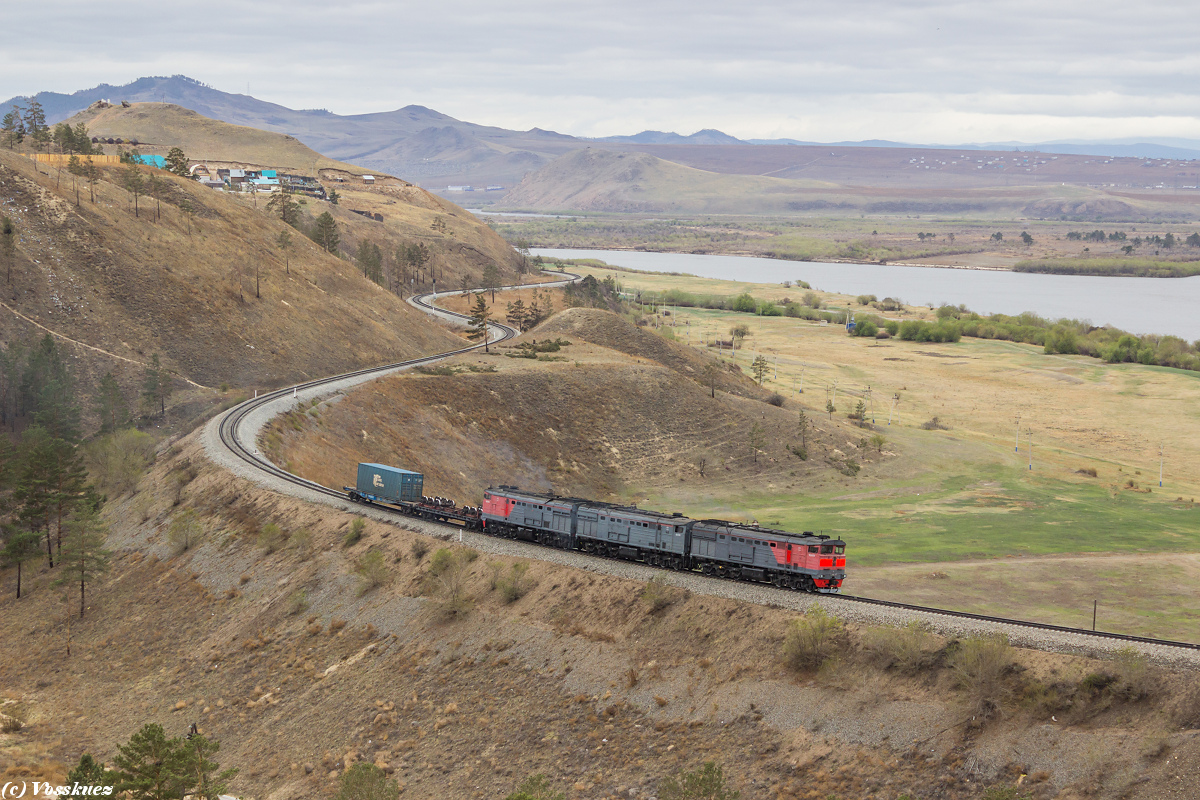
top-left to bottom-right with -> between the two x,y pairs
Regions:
373,474 -> 384,487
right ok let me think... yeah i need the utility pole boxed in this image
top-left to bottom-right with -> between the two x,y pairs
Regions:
1027,427 -> 1033,470
774,355 -> 778,381
799,369 -> 805,394
888,393 -> 899,425
1015,415 -> 1021,452
1159,443 -> 1164,487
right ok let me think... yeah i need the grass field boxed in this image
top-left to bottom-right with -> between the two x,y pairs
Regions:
571,265 -> 1200,561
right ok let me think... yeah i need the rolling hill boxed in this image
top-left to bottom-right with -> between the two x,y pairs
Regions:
499,149 -> 844,214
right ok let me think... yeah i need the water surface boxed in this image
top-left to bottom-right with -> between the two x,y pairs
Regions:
535,248 -> 1200,341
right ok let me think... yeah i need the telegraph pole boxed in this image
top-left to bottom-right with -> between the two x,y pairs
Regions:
1015,415 -> 1021,452
1027,427 -> 1033,470
1159,443 -> 1164,487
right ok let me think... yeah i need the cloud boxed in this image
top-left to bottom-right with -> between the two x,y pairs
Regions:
4,0 -> 1199,142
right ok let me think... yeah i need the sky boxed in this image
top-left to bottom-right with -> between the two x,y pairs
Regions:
4,0 -> 1199,143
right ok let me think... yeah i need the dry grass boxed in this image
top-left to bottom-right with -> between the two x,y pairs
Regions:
949,633 -> 1014,721
782,606 -> 845,672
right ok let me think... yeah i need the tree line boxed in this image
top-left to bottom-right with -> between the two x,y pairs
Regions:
0,335 -> 174,608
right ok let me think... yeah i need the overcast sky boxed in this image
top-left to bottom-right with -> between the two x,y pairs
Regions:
4,0 -> 1198,143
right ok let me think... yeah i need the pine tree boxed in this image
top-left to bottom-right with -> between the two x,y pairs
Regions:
24,100 -> 49,155
311,212 -> 339,253
52,504 -> 110,618
146,173 -> 167,222
751,355 -> 769,385
1,215 -> 15,284
2,529 -> 42,598
64,753 -> 115,796
506,299 -> 528,332
356,240 -> 383,284
467,293 -> 492,352
13,426 -> 59,567
277,230 -> 293,274
141,355 -> 171,418
121,164 -> 145,218
67,155 -> 83,206
482,263 -> 501,302
165,147 -> 190,178
82,160 -> 100,204
266,192 -> 300,227
111,724 -> 191,800
1,105 -> 23,149
73,123 -> 93,155
183,733 -> 238,800
95,372 -> 129,433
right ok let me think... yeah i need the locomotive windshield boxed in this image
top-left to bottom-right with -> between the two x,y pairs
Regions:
835,545 -> 845,555
820,545 -> 834,554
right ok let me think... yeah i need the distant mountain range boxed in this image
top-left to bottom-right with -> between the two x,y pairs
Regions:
4,75 -> 1199,193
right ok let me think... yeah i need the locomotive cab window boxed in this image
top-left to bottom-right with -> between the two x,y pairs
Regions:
835,546 -> 845,554
787,544 -> 792,551
808,546 -> 818,553
821,545 -> 833,554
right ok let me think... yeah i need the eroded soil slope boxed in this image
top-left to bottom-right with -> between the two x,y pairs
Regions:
267,309 -> 881,505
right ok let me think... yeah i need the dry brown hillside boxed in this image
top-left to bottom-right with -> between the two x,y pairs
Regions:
59,103 -> 525,282
265,308 -> 883,506
0,149 -> 463,405
3,431 -> 1198,800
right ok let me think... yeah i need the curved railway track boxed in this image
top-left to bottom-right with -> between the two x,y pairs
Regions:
208,273 -> 1200,654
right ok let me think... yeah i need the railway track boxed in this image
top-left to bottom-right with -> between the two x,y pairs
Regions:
208,273 -> 1200,655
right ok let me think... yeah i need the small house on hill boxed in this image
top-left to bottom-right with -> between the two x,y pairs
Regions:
362,174 -> 375,184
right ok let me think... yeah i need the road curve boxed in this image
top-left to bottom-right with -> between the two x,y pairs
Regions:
201,273 -> 1200,668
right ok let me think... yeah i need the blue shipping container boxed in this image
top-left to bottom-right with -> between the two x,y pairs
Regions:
356,463 -> 423,504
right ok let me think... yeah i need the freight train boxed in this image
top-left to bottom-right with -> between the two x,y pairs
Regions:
347,463 -> 846,593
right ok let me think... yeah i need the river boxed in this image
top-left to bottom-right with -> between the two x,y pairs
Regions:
533,248 -> 1200,341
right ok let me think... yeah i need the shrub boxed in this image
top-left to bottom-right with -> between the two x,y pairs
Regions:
852,319 -> 878,337
411,540 -> 429,561
166,509 -> 204,555
336,763 -> 400,800
287,589 -> 310,615
658,762 -> 740,800
641,573 -> 682,613
802,291 -> 821,309
497,562 -> 530,603
765,392 -> 785,407
948,633 -> 1013,720
856,294 -> 877,305
731,292 -> 757,313
429,547 -> 455,576
921,416 -> 950,430
355,550 -> 392,595
290,528 -> 313,558
343,517 -> 366,547
82,429 -> 157,497
866,622 -> 932,673
505,774 -> 565,800
258,523 -> 285,554
783,606 -> 844,671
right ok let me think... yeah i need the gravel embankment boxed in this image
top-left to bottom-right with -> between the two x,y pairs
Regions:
202,285 -> 1200,672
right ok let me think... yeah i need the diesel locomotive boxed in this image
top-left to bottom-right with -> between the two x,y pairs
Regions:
347,463 -> 846,592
